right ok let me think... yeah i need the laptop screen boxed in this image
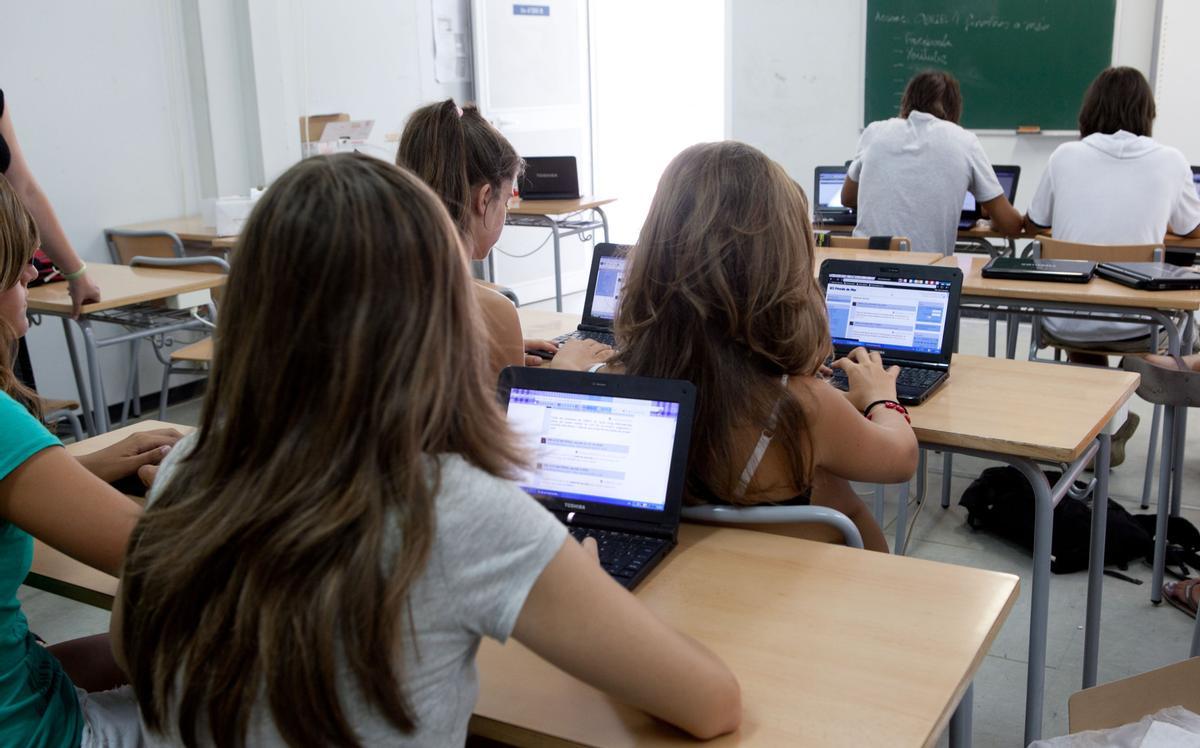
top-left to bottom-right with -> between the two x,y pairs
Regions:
962,168 -> 1018,212
588,255 -> 626,321
817,170 -> 849,210
1192,167 -> 1200,198
824,271 -> 953,355
505,387 -> 680,512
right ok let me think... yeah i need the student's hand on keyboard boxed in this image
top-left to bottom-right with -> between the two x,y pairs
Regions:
831,346 -> 899,412
549,337 -> 613,371
523,338 -> 559,366
579,535 -> 599,562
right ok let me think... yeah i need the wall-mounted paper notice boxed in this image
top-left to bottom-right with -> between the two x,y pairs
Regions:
433,0 -> 471,83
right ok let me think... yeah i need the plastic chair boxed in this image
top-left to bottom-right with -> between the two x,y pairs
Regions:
40,397 -> 84,442
681,504 -> 865,549
825,235 -> 911,252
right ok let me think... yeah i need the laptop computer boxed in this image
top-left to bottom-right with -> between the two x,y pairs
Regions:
518,156 -> 581,200
1191,166 -> 1200,199
497,367 -> 696,589
982,256 -> 1096,283
959,165 -> 1021,229
550,243 -> 628,349
819,260 -> 963,405
813,166 -> 857,226
1096,262 -> 1200,291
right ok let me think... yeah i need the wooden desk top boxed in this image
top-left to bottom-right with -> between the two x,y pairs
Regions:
473,523 -> 1018,747
518,308 -> 580,340
111,215 -> 233,242
912,355 -> 1138,462
27,421 -> 195,609
26,263 -> 226,316
937,254 -> 1200,311
506,196 -> 615,216
814,247 -> 943,268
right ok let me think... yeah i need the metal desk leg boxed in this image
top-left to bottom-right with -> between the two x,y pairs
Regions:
551,222 -> 563,312
1083,434 -> 1111,689
941,452 -> 953,508
77,319 -> 110,433
949,683 -> 973,748
1151,406 -> 1176,605
1011,459 -> 1055,745
60,318 -> 96,436
987,314 -> 997,358
1141,403 -> 1161,509
1006,313 -> 1020,359
894,480 -> 910,555
595,206 -> 610,243
1170,411 -> 1185,518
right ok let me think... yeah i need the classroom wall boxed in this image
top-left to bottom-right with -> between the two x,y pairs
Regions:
728,0 -> 1158,222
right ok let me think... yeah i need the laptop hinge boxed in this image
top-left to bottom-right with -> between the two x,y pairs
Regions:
557,509 -> 677,541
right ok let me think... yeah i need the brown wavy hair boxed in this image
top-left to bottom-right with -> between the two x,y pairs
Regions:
396,98 -> 522,232
610,141 -> 831,503
0,174 -> 40,416
119,153 -> 525,747
900,69 -> 963,123
1079,66 -> 1155,138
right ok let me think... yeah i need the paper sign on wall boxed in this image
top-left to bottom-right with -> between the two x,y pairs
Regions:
514,4 -> 550,16
434,0 -> 471,83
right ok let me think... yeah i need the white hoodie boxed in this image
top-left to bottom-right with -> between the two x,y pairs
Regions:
1028,130 -> 1200,343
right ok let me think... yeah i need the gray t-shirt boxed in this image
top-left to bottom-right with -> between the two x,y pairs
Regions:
848,111 -> 1003,254
142,434 -> 567,747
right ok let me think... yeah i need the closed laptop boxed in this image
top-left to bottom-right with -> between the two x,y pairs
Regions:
518,156 -> 581,200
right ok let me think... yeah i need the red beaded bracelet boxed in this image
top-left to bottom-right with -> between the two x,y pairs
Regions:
863,399 -> 911,424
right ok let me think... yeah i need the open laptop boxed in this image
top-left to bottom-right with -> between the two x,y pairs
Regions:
498,367 -> 696,589
959,165 -> 1021,229
819,260 -> 963,405
1096,262 -> 1200,291
518,156 -> 581,200
813,166 -> 857,226
550,243 -> 628,349
1191,166 -> 1200,199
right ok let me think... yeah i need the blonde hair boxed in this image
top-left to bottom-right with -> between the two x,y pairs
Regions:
119,154 -> 525,747
0,174 -> 40,415
611,141 -> 830,503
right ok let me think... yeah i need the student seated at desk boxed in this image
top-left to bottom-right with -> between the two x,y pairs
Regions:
0,175 -> 180,746
841,70 -> 1023,254
114,154 -> 740,746
1025,66 -> 1200,367
397,99 -> 610,377
602,141 -> 918,553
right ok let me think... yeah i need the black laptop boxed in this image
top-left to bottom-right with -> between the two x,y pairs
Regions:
982,256 -> 1096,283
1096,262 -> 1200,291
819,260 -> 963,405
1192,166 -> 1200,199
959,165 -> 1021,229
813,166 -> 857,226
497,367 -> 696,589
518,156 -> 581,200
552,243 -> 627,348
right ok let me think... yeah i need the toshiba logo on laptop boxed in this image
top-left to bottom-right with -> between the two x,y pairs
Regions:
564,502 -> 587,511
534,172 -> 558,179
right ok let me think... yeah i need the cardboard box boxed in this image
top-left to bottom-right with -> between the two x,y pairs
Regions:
299,113 -> 350,143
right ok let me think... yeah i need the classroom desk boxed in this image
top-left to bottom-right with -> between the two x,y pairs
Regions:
25,264 -> 226,435
813,222 -> 1018,255
503,196 -> 615,312
110,215 -> 238,251
515,307 -> 1137,744
814,247 -> 943,267
26,420 -> 1018,747
473,524 -> 1017,747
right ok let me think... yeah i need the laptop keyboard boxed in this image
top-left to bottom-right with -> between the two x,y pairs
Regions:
828,366 -> 943,391
568,526 -> 667,582
554,330 -> 616,347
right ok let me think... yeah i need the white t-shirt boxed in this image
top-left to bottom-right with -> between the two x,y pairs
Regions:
848,111 -> 1003,255
141,435 -> 568,747
1028,130 -> 1200,343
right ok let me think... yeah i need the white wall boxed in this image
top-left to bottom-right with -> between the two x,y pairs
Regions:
729,0 -> 1158,218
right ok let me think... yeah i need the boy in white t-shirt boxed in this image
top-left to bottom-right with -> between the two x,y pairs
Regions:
843,70 -> 1023,254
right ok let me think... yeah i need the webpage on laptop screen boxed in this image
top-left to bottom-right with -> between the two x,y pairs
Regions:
962,173 -> 1016,213
589,256 -> 626,320
818,172 -> 847,208
825,274 -> 950,354
506,388 -> 679,511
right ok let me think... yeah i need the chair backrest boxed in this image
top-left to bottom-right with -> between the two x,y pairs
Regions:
679,505 -> 865,549
1068,657 -> 1200,733
104,229 -> 186,265
827,235 -> 911,252
1036,235 -> 1163,263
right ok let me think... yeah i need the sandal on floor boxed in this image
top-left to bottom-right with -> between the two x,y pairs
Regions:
1162,578 -> 1200,619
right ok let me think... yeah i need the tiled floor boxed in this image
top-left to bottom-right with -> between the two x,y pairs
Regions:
23,305 -> 1198,747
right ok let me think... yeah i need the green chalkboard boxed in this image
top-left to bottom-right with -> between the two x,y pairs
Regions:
865,0 -> 1115,131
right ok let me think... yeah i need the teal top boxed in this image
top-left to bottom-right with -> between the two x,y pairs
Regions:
0,391 -> 82,747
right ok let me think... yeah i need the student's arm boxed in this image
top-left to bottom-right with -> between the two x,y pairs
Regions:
979,195 -> 1023,236
0,446 -> 140,576
73,428 -> 182,483
513,538 -> 741,740
1023,213 -> 1050,236
803,348 -> 918,484
0,96 -> 100,317
840,176 -> 859,209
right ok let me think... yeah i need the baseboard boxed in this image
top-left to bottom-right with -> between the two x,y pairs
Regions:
503,269 -> 590,307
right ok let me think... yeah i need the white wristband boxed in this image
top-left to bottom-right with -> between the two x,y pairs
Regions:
587,362 -> 606,373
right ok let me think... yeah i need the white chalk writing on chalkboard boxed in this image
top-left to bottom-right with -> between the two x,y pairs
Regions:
873,10 -> 1052,34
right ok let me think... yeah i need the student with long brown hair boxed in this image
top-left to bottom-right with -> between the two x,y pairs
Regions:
0,173 -> 179,746
114,153 -> 739,746
608,142 -> 919,552
398,99 -> 609,376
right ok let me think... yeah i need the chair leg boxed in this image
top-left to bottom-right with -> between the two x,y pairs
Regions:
941,452 -> 954,508
159,362 -> 173,421
64,411 -> 84,442
1141,403 -> 1161,510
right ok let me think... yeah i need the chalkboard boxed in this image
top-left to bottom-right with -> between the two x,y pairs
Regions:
864,0 -> 1115,131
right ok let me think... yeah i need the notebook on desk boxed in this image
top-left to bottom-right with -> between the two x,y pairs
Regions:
959,165 -> 1021,229
819,260 -> 963,405
813,166 -> 857,226
518,156 -> 581,200
498,367 -> 695,589
1096,262 -> 1200,291
982,257 -> 1096,283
